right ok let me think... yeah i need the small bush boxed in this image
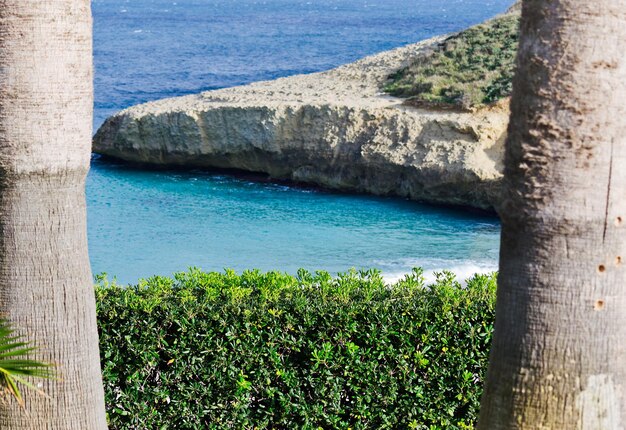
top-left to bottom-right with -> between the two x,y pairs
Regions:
96,268 -> 496,429
384,13 -> 519,110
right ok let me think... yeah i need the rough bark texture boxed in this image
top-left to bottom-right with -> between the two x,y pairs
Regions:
478,0 -> 626,428
0,1 -> 107,428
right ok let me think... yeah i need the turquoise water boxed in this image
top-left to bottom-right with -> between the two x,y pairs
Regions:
88,157 -> 499,284
89,0 -> 509,284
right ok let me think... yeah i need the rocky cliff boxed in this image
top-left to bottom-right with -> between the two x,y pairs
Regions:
93,37 -> 509,211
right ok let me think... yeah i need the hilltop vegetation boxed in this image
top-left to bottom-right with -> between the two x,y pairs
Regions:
384,13 -> 520,110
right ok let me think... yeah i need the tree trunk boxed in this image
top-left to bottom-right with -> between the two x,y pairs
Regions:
478,0 -> 626,428
0,1 -> 107,428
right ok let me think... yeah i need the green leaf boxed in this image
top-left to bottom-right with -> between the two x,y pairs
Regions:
0,320 -> 54,405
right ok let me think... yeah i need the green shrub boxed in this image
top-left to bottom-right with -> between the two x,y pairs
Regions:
384,12 -> 520,110
96,268 -> 496,429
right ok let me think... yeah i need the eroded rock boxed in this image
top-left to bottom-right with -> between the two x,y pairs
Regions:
93,38 -> 509,210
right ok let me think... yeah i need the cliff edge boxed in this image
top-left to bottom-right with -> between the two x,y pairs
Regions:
93,35 -> 510,210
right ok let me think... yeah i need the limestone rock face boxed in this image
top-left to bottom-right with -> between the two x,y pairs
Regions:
93,38 -> 509,210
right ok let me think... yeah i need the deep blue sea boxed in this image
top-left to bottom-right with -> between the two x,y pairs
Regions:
89,0 -> 512,284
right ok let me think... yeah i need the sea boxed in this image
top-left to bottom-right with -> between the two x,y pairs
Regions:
89,0 -> 514,285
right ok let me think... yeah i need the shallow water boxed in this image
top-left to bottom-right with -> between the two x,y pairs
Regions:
89,0 -> 512,284
88,157 -> 500,283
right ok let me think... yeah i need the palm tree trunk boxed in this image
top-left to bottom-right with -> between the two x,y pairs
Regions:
478,0 -> 626,428
0,1 -> 107,428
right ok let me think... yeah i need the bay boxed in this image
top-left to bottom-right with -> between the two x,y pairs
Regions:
89,0 -> 511,284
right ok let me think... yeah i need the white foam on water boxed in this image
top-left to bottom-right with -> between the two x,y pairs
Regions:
380,260 -> 498,285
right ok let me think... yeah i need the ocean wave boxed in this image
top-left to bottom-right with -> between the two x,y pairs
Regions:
381,260 -> 498,285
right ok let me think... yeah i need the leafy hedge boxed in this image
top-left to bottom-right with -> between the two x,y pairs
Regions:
96,268 -> 496,429
384,12 -> 519,110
